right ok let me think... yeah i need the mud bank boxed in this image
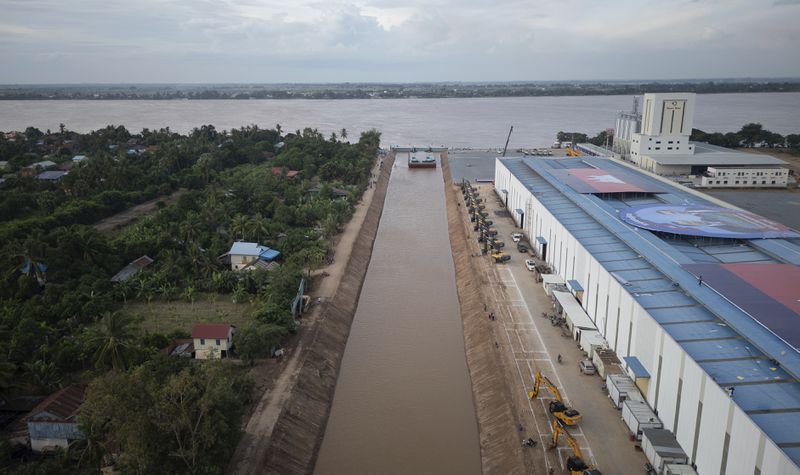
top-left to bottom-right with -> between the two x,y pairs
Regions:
260,153 -> 395,475
441,154 -> 527,474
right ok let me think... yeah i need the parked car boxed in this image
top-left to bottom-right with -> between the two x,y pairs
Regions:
525,259 -> 537,271
517,242 -> 529,253
511,232 -> 523,242
579,359 -> 596,375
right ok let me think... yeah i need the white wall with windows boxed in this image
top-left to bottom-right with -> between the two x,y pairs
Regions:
700,166 -> 789,188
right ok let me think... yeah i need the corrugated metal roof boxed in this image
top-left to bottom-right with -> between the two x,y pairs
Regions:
500,156 -> 800,466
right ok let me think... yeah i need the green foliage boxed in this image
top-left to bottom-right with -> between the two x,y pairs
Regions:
79,357 -> 251,474
236,323 -> 288,364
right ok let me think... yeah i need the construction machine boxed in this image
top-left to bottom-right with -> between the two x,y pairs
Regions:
491,251 -> 511,263
565,148 -> 582,157
550,418 -> 601,475
528,371 -> 582,425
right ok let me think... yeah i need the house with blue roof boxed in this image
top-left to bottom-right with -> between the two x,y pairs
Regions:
228,241 -> 280,271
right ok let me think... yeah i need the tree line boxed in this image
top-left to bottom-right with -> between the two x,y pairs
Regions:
2,80 -> 799,100
0,123 -> 381,473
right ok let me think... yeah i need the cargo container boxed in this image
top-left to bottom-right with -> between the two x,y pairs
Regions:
642,428 -> 689,473
664,464 -> 698,475
606,373 -> 643,409
622,399 -> 662,440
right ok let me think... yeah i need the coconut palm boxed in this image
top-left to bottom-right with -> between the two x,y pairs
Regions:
230,214 -> 248,240
247,214 -> 269,242
88,311 -> 138,373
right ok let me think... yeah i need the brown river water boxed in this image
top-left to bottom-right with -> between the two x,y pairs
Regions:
315,154 -> 481,475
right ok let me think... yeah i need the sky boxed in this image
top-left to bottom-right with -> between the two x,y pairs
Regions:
1,0 -> 799,83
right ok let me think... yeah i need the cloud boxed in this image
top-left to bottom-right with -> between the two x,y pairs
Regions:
0,0 -> 798,82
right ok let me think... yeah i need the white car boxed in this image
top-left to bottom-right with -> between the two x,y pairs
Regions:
525,259 -> 536,271
511,232 -> 523,242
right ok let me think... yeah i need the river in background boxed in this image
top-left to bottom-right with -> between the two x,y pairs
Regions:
315,154 -> 481,475
1,93 -> 798,148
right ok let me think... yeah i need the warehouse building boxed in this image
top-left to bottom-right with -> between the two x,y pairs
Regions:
495,155 -> 800,475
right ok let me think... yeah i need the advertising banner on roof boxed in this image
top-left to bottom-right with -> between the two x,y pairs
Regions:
550,167 -> 665,194
620,204 -> 800,239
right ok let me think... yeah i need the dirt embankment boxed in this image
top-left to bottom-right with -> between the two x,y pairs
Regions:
441,154 -> 528,474
259,153 -> 395,475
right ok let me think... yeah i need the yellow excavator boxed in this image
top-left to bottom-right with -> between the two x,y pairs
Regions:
528,371 -> 582,425
550,418 -> 601,475
565,148 -> 582,157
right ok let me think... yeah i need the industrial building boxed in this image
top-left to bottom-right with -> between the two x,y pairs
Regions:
611,93 -> 789,186
495,155 -> 800,474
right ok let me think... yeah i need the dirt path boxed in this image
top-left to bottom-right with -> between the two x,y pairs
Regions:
442,154 -> 536,474
227,154 -> 392,475
93,190 -> 185,232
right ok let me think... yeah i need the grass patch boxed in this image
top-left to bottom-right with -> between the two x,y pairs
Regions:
122,293 -> 257,335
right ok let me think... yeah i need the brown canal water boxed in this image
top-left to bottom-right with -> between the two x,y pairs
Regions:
315,153 -> 481,475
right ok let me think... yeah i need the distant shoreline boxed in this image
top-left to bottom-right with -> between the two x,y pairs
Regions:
1,81 -> 799,100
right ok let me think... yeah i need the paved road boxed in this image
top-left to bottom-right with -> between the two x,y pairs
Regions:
707,189 -> 800,230
472,185 -> 649,474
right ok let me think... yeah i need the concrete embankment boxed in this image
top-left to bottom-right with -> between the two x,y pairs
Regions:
261,153 -> 395,475
440,154 -> 528,474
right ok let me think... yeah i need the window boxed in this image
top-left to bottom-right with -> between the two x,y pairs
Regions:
668,140 -> 674,144
735,180 -> 739,184
655,147 -> 661,150
667,147 -> 673,150
200,338 -> 205,345
656,140 -> 662,144
772,180 -> 776,184
762,180 -> 766,184
216,339 -> 221,346
648,147 -> 651,150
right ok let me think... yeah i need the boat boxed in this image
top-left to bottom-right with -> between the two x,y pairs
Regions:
409,154 -> 436,169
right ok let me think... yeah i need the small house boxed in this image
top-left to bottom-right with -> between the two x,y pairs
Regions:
162,338 -> 194,358
192,323 -> 235,359
110,255 -> 154,283
72,155 -> 87,163
271,167 -> 300,178
25,385 -> 85,453
30,160 -> 57,170
35,170 -> 69,182
228,242 -> 280,271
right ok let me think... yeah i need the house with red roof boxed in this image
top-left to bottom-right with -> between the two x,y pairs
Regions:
192,323 -> 235,359
271,167 -> 300,178
25,385 -> 86,453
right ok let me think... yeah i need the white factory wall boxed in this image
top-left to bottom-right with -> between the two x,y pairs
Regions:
494,159 -> 800,475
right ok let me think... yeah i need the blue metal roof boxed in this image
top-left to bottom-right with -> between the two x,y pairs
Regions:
500,156 -> 800,466
624,356 -> 651,378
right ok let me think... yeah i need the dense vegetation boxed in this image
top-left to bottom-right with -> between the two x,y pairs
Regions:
1,80 -> 799,100
556,123 -> 799,155
691,123 -> 800,154
0,123 -> 380,473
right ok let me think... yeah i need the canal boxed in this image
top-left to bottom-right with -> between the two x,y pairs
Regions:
315,152 -> 481,474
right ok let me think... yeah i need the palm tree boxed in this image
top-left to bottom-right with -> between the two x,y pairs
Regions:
230,214 -> 248,240
72,227 -> 109,266
88,312 -> 138,373
247,214 -> 269,242
340,128 -> 348,141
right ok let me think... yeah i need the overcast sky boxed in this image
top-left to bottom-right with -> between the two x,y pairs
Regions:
1,0 -> 799,83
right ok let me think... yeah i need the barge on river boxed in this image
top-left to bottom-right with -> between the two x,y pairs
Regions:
409,153 -> 437,169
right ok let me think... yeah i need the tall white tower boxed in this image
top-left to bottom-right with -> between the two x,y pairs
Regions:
629,93 -> 696,166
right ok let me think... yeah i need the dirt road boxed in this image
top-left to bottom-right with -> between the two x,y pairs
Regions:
93,190 -> 184,232
226,154 -> 393,475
